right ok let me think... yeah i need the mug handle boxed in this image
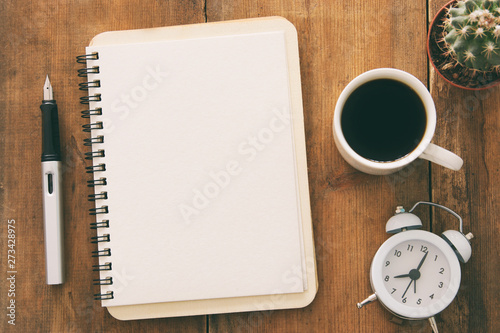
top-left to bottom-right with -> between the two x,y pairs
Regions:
419,143 -> 463,171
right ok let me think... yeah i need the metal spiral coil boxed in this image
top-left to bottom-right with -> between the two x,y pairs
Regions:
93,277 -> 113,286
93,262 -> 112,271
78,66 -> 100,77
82,121 -> 103,132
84,149 -> 105,159
94,291 -> 114,300
89,206 -> 109,215
79,52 -> 115,302
86,164 -> 106,173
87,178 -> 107,187
79,80 -> 101,90
77,52 -> 99,64
90,220 -> 110,229
80,94 -> 101,105
81,108 -> 102,118
84,136 -> 104,146
92,249 -> 111,257
90,234 -> 110,244
88,192 -> 108,201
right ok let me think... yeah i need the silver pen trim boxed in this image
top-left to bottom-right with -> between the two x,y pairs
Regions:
42,161 -> 65,285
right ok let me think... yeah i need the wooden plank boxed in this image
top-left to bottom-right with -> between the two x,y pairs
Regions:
2,0 -> 496,332
0,1 -> 207,332
428,1 -> 500,332
207,1 -> 431,332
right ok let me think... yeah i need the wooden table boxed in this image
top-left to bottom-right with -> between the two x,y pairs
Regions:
0,0 -> 498,332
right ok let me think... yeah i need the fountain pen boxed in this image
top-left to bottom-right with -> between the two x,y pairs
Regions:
41,75 -> 65,285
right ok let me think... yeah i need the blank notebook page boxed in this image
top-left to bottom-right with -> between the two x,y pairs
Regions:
87,30 -> 305,307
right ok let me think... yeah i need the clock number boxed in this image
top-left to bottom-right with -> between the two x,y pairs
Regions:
429,294 -> 435,299
438,282 -> 444,288
391,288 -> 397,294
420,245 -> 428,253
417,298 -> 422,305
434,255 -> 438,261
439,267 -> 445,274
402,297 -> 407,303
407,244 -> 413,251
394,250 -> 402,257
385,261 -> 390,267
384,275 -> 390,282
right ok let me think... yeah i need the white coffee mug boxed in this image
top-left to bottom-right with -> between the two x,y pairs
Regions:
333,68 -> 463,175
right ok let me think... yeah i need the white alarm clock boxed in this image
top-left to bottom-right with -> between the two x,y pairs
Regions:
357,202 -> 473,333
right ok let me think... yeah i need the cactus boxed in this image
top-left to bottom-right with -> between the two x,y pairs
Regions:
441,0 -> 500,72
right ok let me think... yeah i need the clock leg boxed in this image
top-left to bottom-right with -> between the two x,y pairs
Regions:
428,316 -> 439,333
356,293 -> 377,309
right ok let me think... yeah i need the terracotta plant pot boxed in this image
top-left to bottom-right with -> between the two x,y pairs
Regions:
427,0 -> 500,90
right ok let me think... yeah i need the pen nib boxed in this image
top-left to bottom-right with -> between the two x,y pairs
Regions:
43,75 -> 54,101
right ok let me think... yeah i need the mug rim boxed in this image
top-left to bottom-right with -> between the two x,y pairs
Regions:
333,68 -> 436,171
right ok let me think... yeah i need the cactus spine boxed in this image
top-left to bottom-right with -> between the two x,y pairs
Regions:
442,0 -> 500,72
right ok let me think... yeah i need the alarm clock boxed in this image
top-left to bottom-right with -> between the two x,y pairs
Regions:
357,202 -> 473,333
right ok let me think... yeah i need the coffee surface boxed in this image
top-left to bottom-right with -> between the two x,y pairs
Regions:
341,79 -> 427,162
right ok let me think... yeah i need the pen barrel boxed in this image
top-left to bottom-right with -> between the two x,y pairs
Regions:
42,161 -> 65,284
41,102 -> 62,162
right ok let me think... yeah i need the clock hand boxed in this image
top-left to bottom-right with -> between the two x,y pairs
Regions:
416,251 -> 428,271
402,279 -> 413,298
405,252 -> 428,296
395,252 -> 428,298
394,273 -> 411,278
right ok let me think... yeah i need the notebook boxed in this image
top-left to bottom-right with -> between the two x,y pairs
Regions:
79,16 -> 317,320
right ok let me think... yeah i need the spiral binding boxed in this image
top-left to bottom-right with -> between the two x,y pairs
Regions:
90,233 -> 109,243
81,108 -> 102,119
78,52 -> 114,301
80,94 -> 102,104
78,67 -> 100,77
82,122 -> 103,132
79,80 -> 101,90
89,206 -> 109,215
93,262 -> 112,271
94,291 -> 114,300
90,220 -> 109,229
87,178 -> 107,187
86,164 -> 106,173
88,192 -> 108,201
84,135 -> 104,146
92,248 -> 111,257
76,52 -> 98,63
93,277 -> 113,285
84,149 -> 105,159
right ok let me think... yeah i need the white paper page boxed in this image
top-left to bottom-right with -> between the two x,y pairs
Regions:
87,31 -> 305,307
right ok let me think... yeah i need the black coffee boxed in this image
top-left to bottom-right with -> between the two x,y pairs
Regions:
341,79 -> 427,162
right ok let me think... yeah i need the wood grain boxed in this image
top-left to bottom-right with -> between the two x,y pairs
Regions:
0,0 -> 497,332
207,1 -> 431,332
428,2 -> 500,332
0,1 -> 207,332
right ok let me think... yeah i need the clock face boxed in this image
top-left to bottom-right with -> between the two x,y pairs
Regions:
381,240 -> 450,307
370,230 -> 461,319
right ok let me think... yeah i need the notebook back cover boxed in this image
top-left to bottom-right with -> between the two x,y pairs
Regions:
83,16 -> 316,319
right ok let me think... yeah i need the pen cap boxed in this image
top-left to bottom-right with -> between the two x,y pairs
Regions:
41,103 -> 62,161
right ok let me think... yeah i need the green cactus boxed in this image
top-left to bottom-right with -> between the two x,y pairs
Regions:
441,0 -> 500,72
